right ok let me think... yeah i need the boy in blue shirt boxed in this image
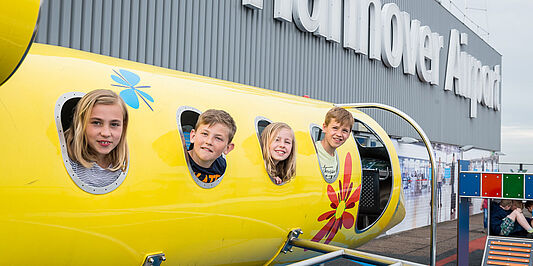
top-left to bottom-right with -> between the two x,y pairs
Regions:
188,109 -> 236,183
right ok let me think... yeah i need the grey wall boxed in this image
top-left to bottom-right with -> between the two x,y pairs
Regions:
35,0 -> 502,150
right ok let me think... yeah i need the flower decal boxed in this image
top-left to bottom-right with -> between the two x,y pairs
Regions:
111,69 -> 154,111
312,152 -> 361,244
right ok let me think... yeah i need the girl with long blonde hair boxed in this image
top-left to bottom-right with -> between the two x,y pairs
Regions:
260,122 -> 296,184
64,89 -> 129,187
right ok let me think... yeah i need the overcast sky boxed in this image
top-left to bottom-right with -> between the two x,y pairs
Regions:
442,0 -> 533,164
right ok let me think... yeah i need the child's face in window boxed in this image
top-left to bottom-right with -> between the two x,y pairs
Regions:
190,123 -> 234,168
322,119 -> 351,151
269,128 -> 293,164
85,103 -> 124,165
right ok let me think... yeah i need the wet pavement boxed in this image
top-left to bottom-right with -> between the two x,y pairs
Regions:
326,213 -> 486,265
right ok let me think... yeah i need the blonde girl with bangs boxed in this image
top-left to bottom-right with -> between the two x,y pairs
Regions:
260,122 -> 296,184
64,89 -> 129,187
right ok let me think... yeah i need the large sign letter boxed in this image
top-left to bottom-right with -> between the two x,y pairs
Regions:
343,0 -> 382,59
445,29 -> 461,92
430,33 -> 443,85
493,65 -> 501,111
381,3 -> 403,68
293,0 -> 321,32
416,26 -> 433,83
315,0 -> 342,43
402,13 -> 419,75
274,0 -> 292,22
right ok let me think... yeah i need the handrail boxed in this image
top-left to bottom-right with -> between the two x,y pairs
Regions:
288,238 -> 426,266
335,102 -> 437,266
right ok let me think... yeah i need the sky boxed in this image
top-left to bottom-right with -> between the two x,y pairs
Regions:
441,0 -> 533,164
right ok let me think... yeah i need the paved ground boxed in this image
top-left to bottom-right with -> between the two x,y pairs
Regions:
326,213 -> 486,265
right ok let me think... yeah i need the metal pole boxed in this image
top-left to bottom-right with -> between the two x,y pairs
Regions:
335,103 -> 438,266
289,238 -> 426,266
288,250 -> 345,266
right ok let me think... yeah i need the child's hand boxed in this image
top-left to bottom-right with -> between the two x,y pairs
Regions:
273,176 -> 282,184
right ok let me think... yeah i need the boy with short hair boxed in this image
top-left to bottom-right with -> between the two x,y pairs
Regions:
316,107 -> 354,180
490,199 -> 533,237
188,109 -> 237,183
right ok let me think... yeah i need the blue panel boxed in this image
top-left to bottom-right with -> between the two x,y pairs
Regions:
459,173 -> 480,196
460,160 -> 470,172
457,197 -> 470,266
526,175 -> 533,199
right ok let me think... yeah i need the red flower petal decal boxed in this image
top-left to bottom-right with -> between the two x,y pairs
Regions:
327,185 -> 339,206
346,185 -> 361,207
343,153 -> 352,197
313,152 -> 362,245
342,212 -> 354,229
311,216 -> 336,242
318,210 -> 336,222
338,180 -> 343,200
345,182 -> 353,202
325,219 -> 342,244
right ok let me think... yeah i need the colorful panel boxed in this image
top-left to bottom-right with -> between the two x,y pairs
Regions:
503,174 -> 524,199
459,173 -> 480,196
482,173 -> 502,197
526,175 -> 533,199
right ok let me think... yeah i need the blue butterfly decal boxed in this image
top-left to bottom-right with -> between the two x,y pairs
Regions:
111,69 -> 154,111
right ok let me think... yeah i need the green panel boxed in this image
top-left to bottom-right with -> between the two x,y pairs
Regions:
503,174 -> 524,198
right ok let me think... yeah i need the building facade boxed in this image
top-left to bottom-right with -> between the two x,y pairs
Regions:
35,0 -> 502,151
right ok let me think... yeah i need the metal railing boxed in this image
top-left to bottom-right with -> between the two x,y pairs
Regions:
336,103 -> 437,266
285,234 -> 425,266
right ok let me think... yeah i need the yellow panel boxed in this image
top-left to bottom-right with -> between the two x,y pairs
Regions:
0,0 -> 40,85
0,44 -> 405,265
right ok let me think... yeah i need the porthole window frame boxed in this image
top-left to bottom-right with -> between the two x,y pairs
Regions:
351,118 -> 394,233
176,106 -> 225,189
255,116 -> 289,186
309,123 -> 340,183
254,116 -> 272,143
54,92 -> 129,195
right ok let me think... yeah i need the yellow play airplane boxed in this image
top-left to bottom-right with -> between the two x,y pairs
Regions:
0,1 -> 410,265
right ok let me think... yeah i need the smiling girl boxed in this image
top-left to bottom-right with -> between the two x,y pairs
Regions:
260,122 -> 296,184
64,89 -> 129,187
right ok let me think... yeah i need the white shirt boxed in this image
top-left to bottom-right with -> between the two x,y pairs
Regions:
315,141 -> 339,180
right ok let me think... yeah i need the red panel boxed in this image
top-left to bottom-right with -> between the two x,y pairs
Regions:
482,173 -> 502,197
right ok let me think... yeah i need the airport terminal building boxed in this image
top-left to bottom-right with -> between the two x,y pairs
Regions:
35,0 -> 501,231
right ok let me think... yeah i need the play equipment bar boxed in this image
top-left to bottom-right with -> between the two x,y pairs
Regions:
336,102 -> 437,266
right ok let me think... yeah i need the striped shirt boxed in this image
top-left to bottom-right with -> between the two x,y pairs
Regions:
69,159 -> 121,187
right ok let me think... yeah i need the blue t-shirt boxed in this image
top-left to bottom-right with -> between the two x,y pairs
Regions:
188,144 -> 226,183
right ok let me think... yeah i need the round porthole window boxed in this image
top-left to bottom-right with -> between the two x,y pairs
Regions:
55,92 -> 128,194
177,106 -> 229,189
310,123 -> 339,183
